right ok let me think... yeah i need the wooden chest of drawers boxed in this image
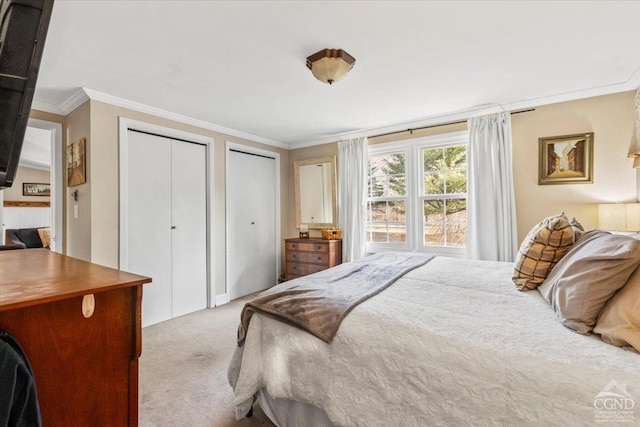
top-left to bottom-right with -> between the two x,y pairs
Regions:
285,238 -> 342,280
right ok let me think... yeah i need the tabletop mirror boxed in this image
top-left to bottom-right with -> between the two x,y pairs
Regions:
294,156 -> 338,229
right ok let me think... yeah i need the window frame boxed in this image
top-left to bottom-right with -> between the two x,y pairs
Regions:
366,131 -> 468,258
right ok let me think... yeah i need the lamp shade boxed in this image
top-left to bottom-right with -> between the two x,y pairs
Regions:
598,203 -> 640,232
306,49 -> 355,85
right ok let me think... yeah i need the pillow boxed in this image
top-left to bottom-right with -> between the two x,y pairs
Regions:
37,227 -> 51,248
594,265 -> 640,351
16,228 -> 44,248
512,213 -> 574,291
537,230 -> 640,334
570,217 -> 585,241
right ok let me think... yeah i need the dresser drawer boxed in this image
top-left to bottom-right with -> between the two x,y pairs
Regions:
307,264 -> 328,274
286,262 -> 308,276
285,241 -> 329,253
287,251 -> 329,264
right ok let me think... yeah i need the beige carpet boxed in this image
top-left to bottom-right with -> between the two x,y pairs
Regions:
139,296 -> 276,427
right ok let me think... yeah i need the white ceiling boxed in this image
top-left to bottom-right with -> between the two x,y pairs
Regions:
33,1 -> 640,148
20,127 -> 51,170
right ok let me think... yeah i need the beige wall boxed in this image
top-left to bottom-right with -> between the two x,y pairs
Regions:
512,91 -> 637,239
289,91 -> 638,245
64,101 -> 92,261
88,100 -> 290,297
2,166 -> 50,201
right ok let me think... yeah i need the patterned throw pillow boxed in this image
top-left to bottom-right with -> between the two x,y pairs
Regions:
512,213 -> 575,291
37,227 -> 51,248
570,217 -> 585,241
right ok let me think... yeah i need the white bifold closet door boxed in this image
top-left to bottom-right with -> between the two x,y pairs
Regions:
126,130 -> 207,327
227,149 -> 277,300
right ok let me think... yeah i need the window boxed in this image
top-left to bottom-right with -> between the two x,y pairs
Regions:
421,145 -> 467,248
366,131 -> 468,256
367,151 -> 408,245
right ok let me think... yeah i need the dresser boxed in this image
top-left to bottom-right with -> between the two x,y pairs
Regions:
0,249 -> 151,426
285,238 -> 342,280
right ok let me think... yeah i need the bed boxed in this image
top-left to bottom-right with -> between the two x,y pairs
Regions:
228,253 -> 639,426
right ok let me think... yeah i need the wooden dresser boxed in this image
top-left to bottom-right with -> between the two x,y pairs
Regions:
0,249 -> 151,427
285,238 -> 342,280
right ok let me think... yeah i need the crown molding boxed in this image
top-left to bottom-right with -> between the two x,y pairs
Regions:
292,72 -> 640,148
628,66 -> 640,90
82,88 -> 289,149
33,68 -> 640,152
59,88 -> 90,114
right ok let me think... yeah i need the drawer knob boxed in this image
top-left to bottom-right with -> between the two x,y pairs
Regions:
317,256 -> 321,260
292,244 -> 297,249
316,246 -> 321,250
292,254 -> 296,258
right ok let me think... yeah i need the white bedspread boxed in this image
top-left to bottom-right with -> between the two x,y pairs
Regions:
229,257 -> 639,426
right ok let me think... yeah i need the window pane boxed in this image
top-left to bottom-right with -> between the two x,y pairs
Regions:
388,223 -> 406,243
388,176 -> 406,196
445,199 -> 466,247
369,155 -> 389,176
423,172 -> 444,195
424,200 -> 444,222
369,201 -> 387,221
445,198 -> 466,218
369,222 -> 389,243
387,153 -> 405,174
446,222 -> 466,247
445,170 -> 466,194
445,146 -> 466,169
369,176 -> 386,197
388,201 -> 406,222
424,148 -> 444,172
370,152 -> 405,175
424,222 -> 444,246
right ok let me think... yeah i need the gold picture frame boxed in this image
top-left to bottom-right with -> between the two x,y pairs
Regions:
538,133 -> 593,185
67,138 -> 86,187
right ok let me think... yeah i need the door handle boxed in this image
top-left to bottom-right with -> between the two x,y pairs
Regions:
251,222 -> 255,225
171,226 -> 177,229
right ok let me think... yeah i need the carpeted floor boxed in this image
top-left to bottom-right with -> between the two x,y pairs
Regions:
139,296 -> 276,427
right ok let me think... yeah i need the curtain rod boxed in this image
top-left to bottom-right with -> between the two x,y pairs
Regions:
369,108 -> 536,139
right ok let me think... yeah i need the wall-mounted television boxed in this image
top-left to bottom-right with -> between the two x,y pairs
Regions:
0,0 -> 54,189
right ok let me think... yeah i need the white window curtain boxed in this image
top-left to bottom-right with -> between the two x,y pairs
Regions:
338,137 -> 368,262
467,112 -> 518,262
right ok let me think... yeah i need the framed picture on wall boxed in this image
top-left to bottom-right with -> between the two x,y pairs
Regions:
67,137 -> 87,187
23,182 -> 50,196
538,132 -> 593,185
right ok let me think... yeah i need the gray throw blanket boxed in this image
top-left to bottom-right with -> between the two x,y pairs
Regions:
237,252 -> 435,344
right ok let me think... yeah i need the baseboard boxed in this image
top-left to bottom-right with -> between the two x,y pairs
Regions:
215,293 -> 230,306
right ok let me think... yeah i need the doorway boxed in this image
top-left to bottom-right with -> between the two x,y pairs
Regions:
0,119 -> 63,252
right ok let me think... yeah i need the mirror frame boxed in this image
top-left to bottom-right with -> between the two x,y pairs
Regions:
294,156 -> 338,229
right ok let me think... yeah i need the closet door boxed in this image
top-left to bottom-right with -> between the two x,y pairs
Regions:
126,130 -> 207,327
252,155 -> 277,291
227,150 -> 277,300
126,132 -> 173,326
171,141 -> 207,318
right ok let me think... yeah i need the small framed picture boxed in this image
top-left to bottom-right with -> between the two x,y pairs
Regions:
67,137 -> 87,187
538,133 -> 593,185
23,182 -> 51,196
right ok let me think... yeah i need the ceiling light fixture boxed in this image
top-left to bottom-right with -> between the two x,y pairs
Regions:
306,49 -> 356,85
